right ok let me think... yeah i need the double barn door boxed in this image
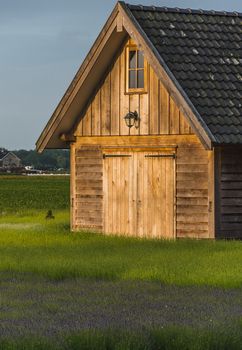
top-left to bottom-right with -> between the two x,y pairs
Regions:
103,150 -> 175,238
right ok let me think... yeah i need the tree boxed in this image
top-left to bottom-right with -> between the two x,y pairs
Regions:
0,147 -> 8,155
12,149 -> 70,171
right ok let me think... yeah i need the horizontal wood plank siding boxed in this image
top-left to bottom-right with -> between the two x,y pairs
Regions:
73,147 -> 103,231
219,148 -> 242,238
75,39 -> 193,138
176,145 -> 209,238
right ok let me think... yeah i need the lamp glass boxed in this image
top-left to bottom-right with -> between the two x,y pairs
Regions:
124,113 -> 135,128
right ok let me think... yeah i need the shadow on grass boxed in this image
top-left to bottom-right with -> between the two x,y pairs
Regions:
1,327 -> 242,350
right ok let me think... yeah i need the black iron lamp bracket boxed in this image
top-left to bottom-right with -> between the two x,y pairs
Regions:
124,111 -> 140,129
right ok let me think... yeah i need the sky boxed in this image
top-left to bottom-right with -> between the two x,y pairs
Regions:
0,0 -> 241,150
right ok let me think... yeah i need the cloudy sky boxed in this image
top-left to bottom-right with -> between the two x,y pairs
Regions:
1,0 -> 241,150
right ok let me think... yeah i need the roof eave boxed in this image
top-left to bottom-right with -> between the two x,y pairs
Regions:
36,2 -> 122,153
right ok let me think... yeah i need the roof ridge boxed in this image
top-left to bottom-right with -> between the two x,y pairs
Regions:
126,3 -> 242,17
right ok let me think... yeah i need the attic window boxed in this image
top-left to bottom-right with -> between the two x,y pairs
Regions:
126,46 -> 147,94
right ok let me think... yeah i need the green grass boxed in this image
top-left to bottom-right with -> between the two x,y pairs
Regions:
1,176 -> 242,288
1,327 -> 242,350
1,209 -> 242,287
2,175 -> 242,348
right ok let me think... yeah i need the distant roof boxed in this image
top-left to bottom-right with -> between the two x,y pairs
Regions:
0,151 -> 8,160
126,4 -> 242,144
0,151 -> 20,161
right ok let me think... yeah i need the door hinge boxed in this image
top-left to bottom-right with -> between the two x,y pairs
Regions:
145,154 -> 176,159
103,154 -> 132,159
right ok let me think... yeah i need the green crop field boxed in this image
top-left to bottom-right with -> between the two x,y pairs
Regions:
0,175 -> 69,213
1,175 -> 242,349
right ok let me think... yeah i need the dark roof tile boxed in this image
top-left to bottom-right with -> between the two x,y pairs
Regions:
0,151 -> 8,160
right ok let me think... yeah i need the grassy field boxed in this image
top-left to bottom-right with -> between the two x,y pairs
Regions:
2,213 -> 242,287
2,327 -> 242,350
2,175 -> 242,349
0,175 -> 69,213
1,175 -> 242,287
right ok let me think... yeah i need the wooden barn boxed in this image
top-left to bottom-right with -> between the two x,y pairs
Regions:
36,2 -> 242,239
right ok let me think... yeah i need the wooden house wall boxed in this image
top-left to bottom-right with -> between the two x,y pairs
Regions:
74,39 -> 193,138
216,147 -> 242,239
71,38 -> 212,239
71,136 -> 212,239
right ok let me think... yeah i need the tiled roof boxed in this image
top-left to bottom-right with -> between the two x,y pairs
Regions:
0,151 -> 8,160
127,4 -> 242,144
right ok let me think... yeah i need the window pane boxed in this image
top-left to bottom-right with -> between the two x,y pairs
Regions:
137,51 -> 144,68
137,70 -> 144,88
129,50 -> 136,69
129,70 -> 136,89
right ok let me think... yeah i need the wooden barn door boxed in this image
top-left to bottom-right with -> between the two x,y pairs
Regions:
103,150 -> 175,238
143,152 -> 175,238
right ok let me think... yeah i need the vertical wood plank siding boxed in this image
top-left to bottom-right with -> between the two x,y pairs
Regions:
73,147 -> 103,231
218,148 -> 242,238
103,151 -> 175,238
76,40 -> 192,138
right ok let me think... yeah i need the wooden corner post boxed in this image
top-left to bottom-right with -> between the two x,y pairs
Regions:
208,149 -> 215,238
70,143 -> 76,231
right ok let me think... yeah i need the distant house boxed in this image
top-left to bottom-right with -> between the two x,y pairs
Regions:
0,151 -> 21,168
37,2 -> 241,240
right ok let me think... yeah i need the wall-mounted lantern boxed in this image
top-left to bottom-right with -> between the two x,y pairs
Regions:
124,111 -> 140,129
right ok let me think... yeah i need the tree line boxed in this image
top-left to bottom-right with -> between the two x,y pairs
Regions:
1,148 -> 70,171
